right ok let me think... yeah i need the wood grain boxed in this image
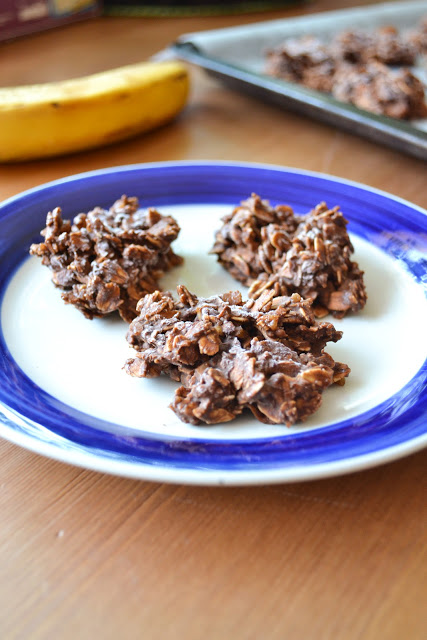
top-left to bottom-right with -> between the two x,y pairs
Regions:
0,2 -> 426,638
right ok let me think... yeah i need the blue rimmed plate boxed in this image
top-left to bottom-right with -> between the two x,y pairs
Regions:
0,161 -> 426,485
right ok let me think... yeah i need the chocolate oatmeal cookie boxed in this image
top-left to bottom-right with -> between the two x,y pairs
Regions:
333,27 -> 418,66
332,61 -> 427,120
265,36 -> 337,93
30,195 -> 183,322
212,194 -> 367,318
405,17 -> 427,55
265,21 -> 427,120
125,286 -> 350,426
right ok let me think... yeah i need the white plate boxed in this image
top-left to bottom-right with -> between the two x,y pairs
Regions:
0,161 -> 426,484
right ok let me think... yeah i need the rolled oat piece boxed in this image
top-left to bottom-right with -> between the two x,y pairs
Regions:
212,195 -> 367,318
125,286 -> 350,426
30,195 -> 183,322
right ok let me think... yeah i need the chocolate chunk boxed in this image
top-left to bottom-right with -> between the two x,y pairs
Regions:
30,195 -> 183,322
125,286 -> 350,426
212,195 -> 367,318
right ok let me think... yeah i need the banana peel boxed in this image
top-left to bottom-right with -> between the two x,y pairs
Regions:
0,61 -> 189,162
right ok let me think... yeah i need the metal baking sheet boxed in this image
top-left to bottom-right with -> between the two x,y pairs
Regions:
170,1 -> 427,160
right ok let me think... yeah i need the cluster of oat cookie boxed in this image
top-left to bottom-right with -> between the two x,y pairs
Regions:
31,193 -> 366,427
265,19 -> 427,120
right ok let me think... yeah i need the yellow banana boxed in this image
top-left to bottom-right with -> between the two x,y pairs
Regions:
0,61 -> 189,162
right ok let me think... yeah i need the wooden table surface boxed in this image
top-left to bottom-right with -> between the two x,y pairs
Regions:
1,2 -> 426,638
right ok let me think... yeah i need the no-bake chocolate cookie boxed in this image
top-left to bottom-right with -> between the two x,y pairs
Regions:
212,194 -> 367,318
125,286 -> 350,426
30,195 -> 183,322
265,21 -> 427,120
